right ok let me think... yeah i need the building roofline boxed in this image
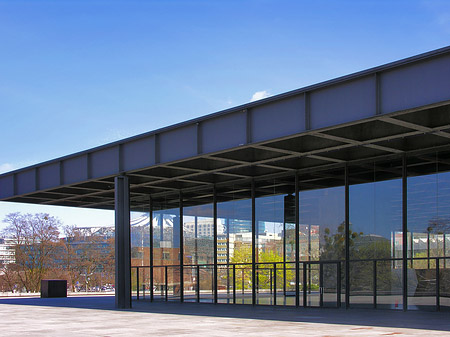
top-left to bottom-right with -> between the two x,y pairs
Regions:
2,45 -> 450,177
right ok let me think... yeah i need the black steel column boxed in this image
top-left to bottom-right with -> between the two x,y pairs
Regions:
251,180 -> 256,305
295,173 -> 300,307
179,191 -> 184,302
213,186 -> 218,304
345,164 -> 350,309
402,154 -> 408,311
115,175 -> 131,309
149,197 -> 154,302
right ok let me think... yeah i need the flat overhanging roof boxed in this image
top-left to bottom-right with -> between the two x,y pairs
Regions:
1,46 -> 450,211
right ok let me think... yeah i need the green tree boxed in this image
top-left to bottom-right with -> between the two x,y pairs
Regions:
230,242 -> 295,290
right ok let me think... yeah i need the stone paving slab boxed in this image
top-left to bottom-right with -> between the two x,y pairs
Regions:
0,296 -> 449,336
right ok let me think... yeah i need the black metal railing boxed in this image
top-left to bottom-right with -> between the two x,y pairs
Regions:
131,256 -> 450,311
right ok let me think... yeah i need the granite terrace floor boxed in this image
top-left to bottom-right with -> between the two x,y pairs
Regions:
0,296 -> 449,336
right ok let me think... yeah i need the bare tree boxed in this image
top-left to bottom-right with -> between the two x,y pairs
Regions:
2,212 -> 61,292
0,262 -> 22,292
60,225 -> 83,291
61,226 -> 115,291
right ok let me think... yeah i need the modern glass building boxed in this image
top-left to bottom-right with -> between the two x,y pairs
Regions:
1,46 -> 450,311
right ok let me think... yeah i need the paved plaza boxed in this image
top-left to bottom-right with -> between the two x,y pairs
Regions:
0,296 -> 449,336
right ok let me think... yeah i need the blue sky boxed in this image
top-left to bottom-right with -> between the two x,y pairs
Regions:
0,0 -> 449,230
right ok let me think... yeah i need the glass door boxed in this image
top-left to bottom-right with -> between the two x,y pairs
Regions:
304,262 -> 341,308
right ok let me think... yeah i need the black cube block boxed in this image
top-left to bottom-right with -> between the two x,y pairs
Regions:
41,279 -> 67,298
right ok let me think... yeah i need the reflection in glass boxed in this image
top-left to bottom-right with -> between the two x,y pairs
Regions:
217,185 -> 252,305
130,207 -> 150,298
299,169 -> 345,307
183,198 -> 214,303
153,202 -> 180,301
408,153 -> 450,310
255,179 -> 295,306
349,161 -> 402,309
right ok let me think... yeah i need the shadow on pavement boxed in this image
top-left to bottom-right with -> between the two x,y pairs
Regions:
0,296 -> 449,332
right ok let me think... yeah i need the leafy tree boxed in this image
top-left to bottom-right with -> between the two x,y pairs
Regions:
230,242 -> 295,290
230,242 -> 252,290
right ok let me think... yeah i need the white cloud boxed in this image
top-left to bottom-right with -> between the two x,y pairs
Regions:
422,0 -> 450,34
437,13 -> 450,33
0,163 -> 15,174
250,90 -> 271,102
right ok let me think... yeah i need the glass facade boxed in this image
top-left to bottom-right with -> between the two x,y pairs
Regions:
130,152 -> 450,311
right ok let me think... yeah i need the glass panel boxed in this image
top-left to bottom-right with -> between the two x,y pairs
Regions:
153,199 -> 180,301
130,205 -> 150,299
182,192 -> 214,303
407,151 -> 450,310
323,262 -> 339,308
255,178 -> 295,306
299,184 -> 345,262
299,168 -> 345,307
349,160 -> 403,309
441,256 -> 450,310
305,263 -> 320,306
217,183 -> 252,304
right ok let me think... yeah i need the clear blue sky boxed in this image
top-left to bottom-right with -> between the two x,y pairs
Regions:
1,0 -> 449,230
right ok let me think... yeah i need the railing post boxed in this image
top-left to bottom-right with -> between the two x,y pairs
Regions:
269,266 -> 272,295
303,262 -> 307,307
436,258 -> 440,311
373,260 -> 377,309
242,268 -> 245,295
273,263 -> 277,306
213,186 -> 218,304
179,191 -> 184,303
295,174 -> 300,307
337,262 -> 341,308
165,266 -> 168,302
402,154 -> 408,311
136,267 -> 140,300
161,268 -> 164,298
319,263 -> 323,307
149,197 -> 154,302
255,264 -> 259,305
251,180 -> 256,306
233,264 -> 236,304
345,164 -> 350,309
197,265 -> 200,303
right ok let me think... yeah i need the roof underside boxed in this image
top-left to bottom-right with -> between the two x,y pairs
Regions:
1,47 -> 450,211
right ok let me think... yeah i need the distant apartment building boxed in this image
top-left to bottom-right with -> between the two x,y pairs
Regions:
0,238 -> 15,265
